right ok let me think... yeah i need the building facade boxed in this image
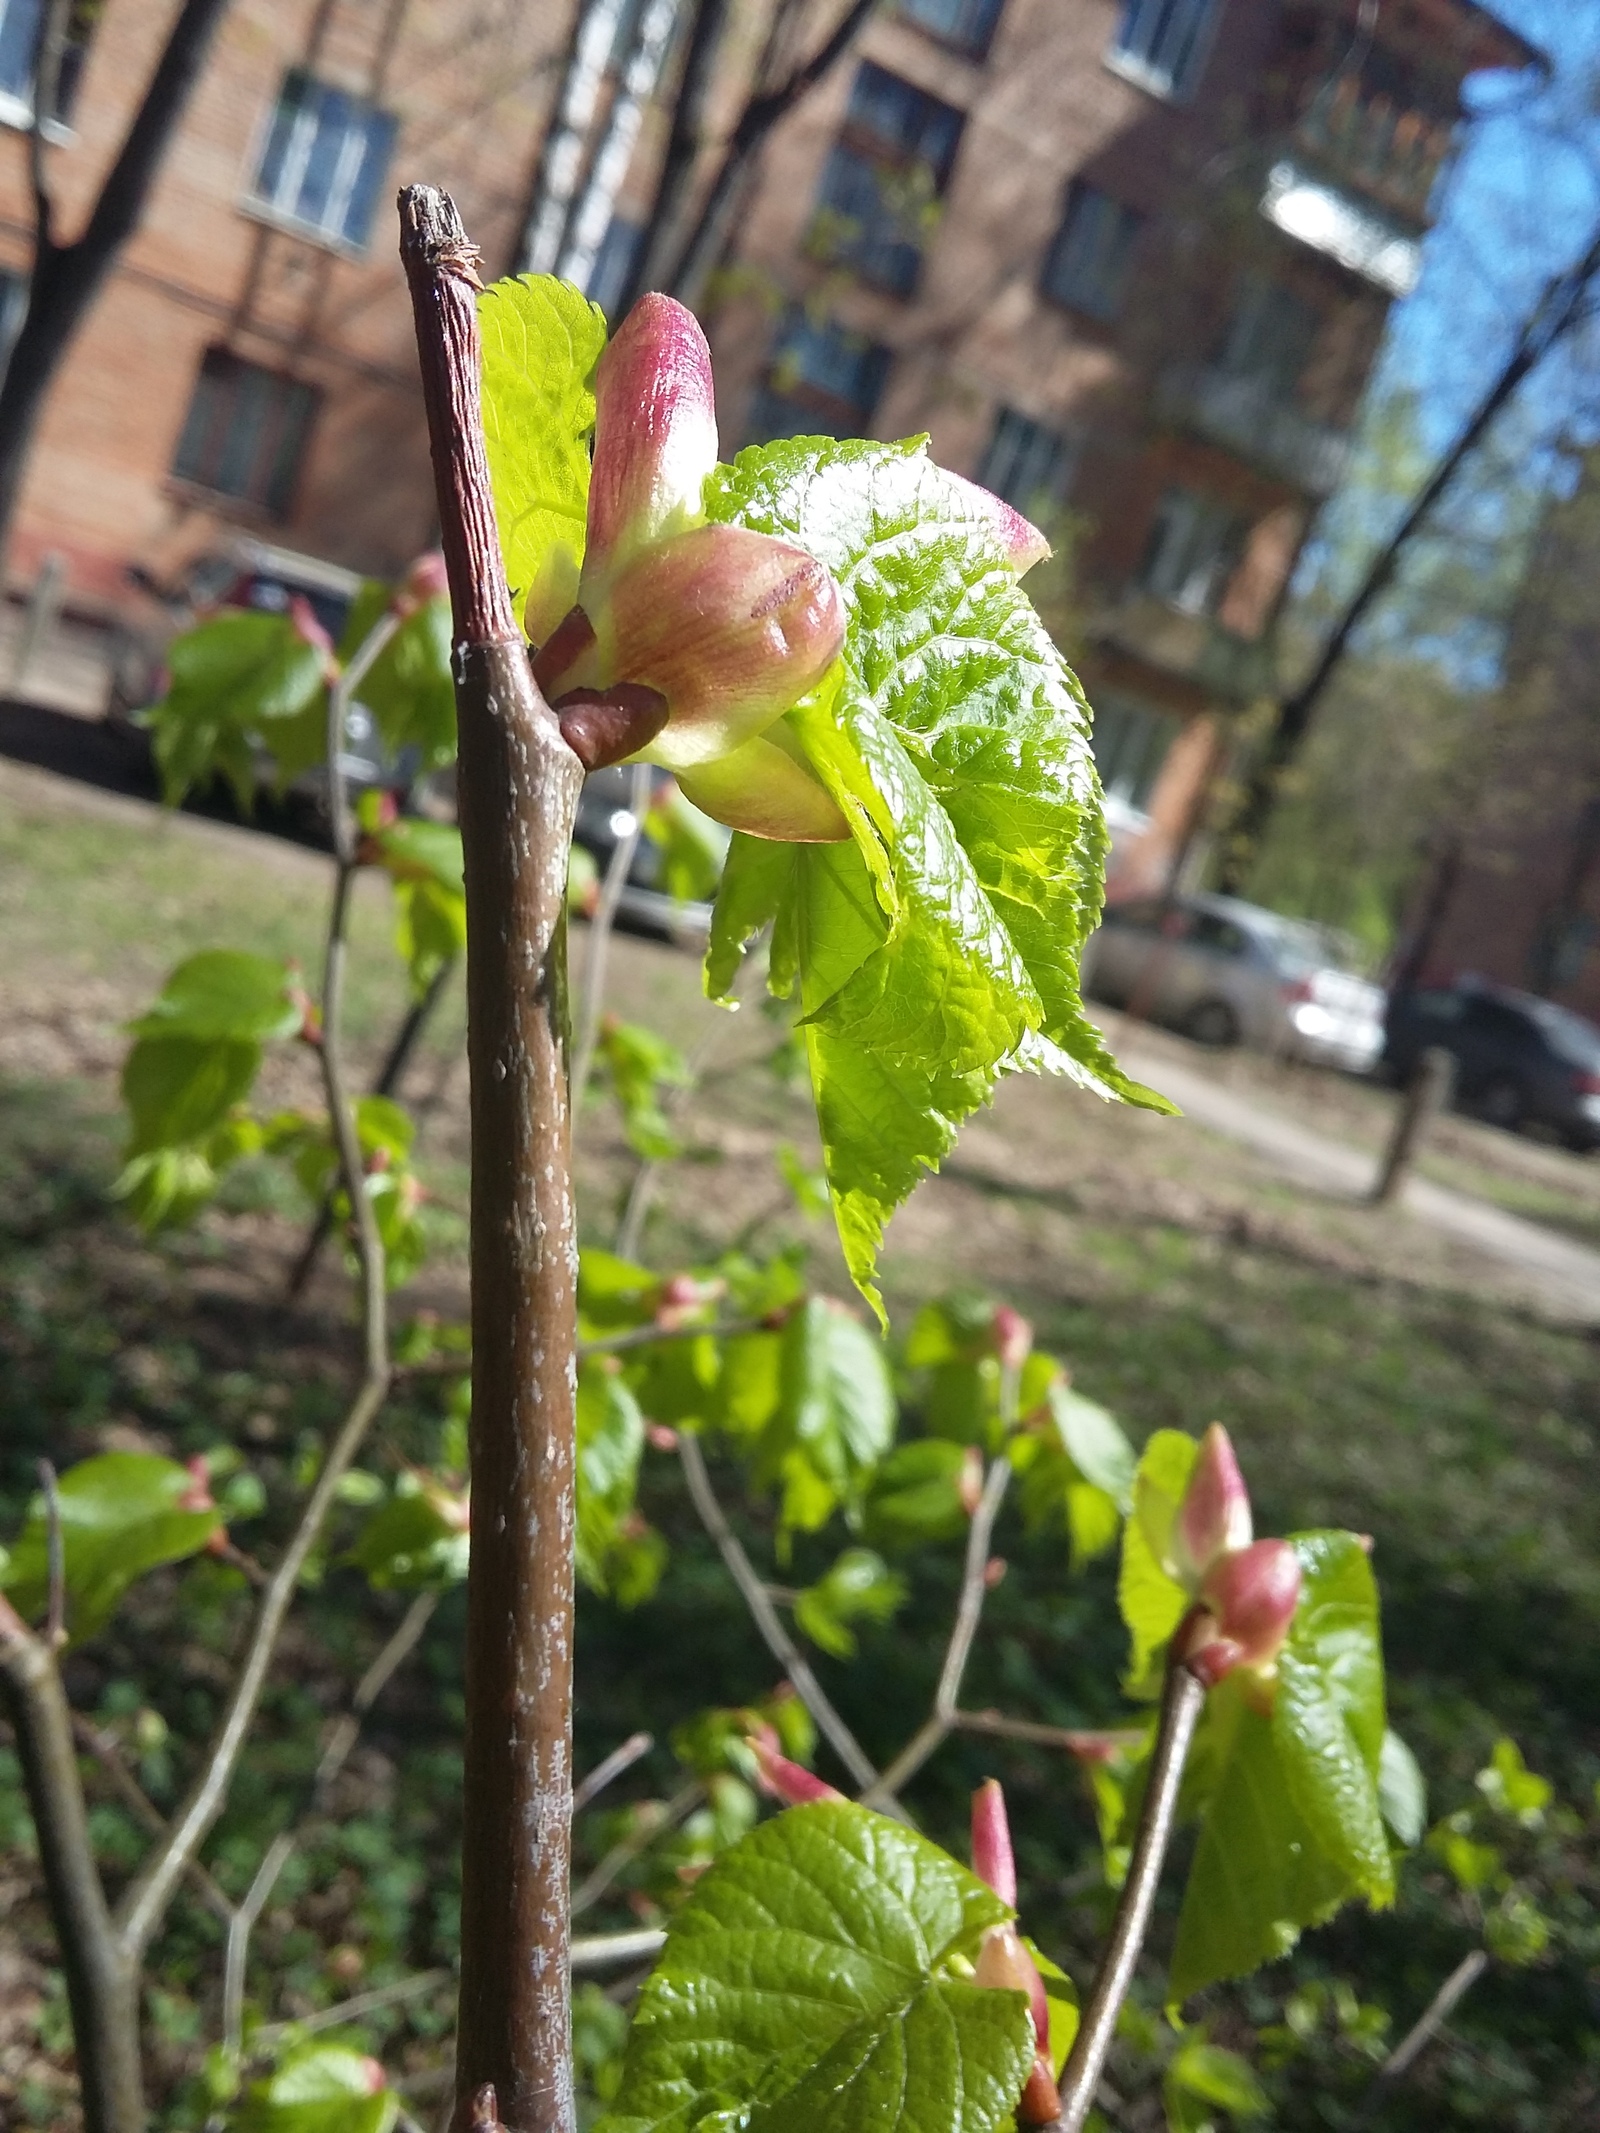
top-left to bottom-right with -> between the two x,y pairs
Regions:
696,0 -> 1539,891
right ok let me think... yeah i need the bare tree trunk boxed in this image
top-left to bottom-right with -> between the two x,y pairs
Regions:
1215,214 -> 1600,896
0,0 -> 234,574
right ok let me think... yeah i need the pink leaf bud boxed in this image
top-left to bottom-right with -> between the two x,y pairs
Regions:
1173,1424 -> 1253,1589
585,294 -> 719,587
598,525 -> 845,769
357,2057 -> 387,2095
177,1456 -> 215,1515
645,1423 -> 679,1453
288,594 -> 336,673
971,1778 -> 1017,1907
747,1736 -> 844,1806
959,1447 -> 984,1517
944,473 -> 1052,578
391,550 -> 448,620
974,1924 -> 1056,2119
655,1273 -> 724,1330
1186,1539 -> 1302,1685
983,1557 -> 1008,1588
992,1303 -> 1032,1373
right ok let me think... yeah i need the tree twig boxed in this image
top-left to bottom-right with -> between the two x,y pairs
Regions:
253,1967 -> 455,2050
571,1779 -> 704,1916
401,181 -> 586,2133
676,1433 -> 884,1798
1354,1947 -> 1489,2122
860,1456 -> 1011,1807
1051,1660 -> 1208,2133
571,1926 -> 668,1971
68,1716 -> 235,1928
574,1730 -> 654,1816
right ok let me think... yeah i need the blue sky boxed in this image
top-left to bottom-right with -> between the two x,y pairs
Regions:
1294,0 -> 1600,644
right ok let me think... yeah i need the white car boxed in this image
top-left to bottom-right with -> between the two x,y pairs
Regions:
1082,892 -> 1385,1073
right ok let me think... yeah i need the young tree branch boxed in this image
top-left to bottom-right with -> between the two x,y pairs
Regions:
573,1730 -> 655,1815
1051,1659 -> 1208,2133
400,182 -> 586,2133
69,1715 -> 236,1928
676,1432 -> 883,1796
1354,1947 -> 1489,2123
860,1456 -> 1011,1806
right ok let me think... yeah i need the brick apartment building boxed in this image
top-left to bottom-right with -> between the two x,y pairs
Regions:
1401,447 -> 1600,1024
0,0 -> 1540,893
695,0 -> 1540,891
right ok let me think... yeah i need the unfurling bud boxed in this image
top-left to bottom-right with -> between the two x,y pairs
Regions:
288,594 -> 337,675
973,1924 -> 1057,2122
356,2058 -> 388,2097
971,1778 -> 1017,1907
747,1736 -> 844,1806
1183,1539 -> 1301,1687
958,1447 -> 984,1518
585,293 -> 720,588
992,1303 -> 1032,1373
1172,1423 -> 1252,1589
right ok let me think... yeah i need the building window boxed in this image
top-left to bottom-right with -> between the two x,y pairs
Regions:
898,0 -> 1006,60
1218,275 -> 1317,400
249,70 -> 397,251
747,309 -> 892,445
977,408 -> 1074,513
811,62 -> 965,296
1108,0 -> 1218,100
1092,695 -> 1180,811
0,0 -> 93,125
1041,184 -> 1143,321
172,349 -> 318,516
0,267 -> 25,377
1140,487 -> 1246,617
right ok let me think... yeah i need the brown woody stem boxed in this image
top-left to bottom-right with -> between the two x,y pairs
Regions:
400,183 -> 584,2133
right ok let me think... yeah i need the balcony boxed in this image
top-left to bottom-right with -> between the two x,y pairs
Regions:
1093,595 -> 1276,705
1292,75 -> 1452,226
1161,364 -> 1351,499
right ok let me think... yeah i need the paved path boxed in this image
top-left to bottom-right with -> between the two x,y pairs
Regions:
1120,1046 -> 1600,1326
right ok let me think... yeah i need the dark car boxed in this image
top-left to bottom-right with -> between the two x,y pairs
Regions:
1383,981 -> 1600,1151
572,763 -> 728,944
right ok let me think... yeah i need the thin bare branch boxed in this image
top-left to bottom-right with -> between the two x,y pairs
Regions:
860,1456 -> 1011,1807
1052,1661 -> 1208,2133
574,1731 -> 655,1816
583,1314 -> 769,1358
571,1926 -> 668,1972
951,1710 -> 1140,1757
676,1433 -> 883,1798
254,1968 -> 455,2050
1354,1947 -> 1490,2122
571,1779 -> 704,1917
69,1716 -> 234,1928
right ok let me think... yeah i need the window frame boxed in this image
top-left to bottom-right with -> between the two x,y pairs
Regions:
745,307 -> 893,446
243,67 -> 398,256
0,0 -> 93,138
1139,486 -> 1249,619
896,0 -> 1007,62
977,406 -> 1076,515
809,61 -> 966,297
170,346 -> 320,520
1040,182 -> 1145,323
1105,0 -> 1220,104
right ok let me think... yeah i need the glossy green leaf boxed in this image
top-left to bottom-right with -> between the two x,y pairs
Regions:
595,1802 -> 1034,2133
793,1547 -> 907,1658
343,587 -> 456,768
1377,1727 -> 1427,1847
479,274 -> 608,603
368,820 -> 467,997
1118,1430 -> 1196,1692
146,610 -> 328,807
860,1440 -> 974,1551
131,951 -> 303,1045
1,1453 -> 220,1643
1047,1385 -> 1136,1510
345,1483 -> 469,1591
765,1298 -> 894,1533
704,437 -> 1169,1310
234,2040 -> 397,2133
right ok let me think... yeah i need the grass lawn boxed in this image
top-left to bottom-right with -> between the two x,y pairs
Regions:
2,761 -> 1598,2128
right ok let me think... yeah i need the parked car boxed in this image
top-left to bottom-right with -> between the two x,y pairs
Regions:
573,763 -> 728,944
1383,980 -> 1600,1151
1081,892 -> 1386,1072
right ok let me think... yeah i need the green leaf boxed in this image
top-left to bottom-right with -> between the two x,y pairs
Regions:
1169,1533 -> 1393,2000
145,610 -> 328,807
577,1359 -> 660,1602
860,1441 -> 974,1550
479,274 -> 608,603
1163,2041 -> 1268,2127
1118,1430 -> 1196,1692
1377,1728 -> 1427,1847
1475,1737 -> 1552,1828
121,1037 -> 261,1158
597,1021 -> 692,1161
1273,1532 -> 1392,1907
764,1298 -> 895,1534
345,1483 -> 469,1591
1046,1385 -> 1136,1510
234,2041 -> 397,2133
793,1548 -> 907,1658
343,588 -> 456,768
131,951 -> 303,1044
645,783 -> 729,905
1,1453 -> 220,1643
368,821 -> 468,997
595,1802 -> 1034,2133
704,437 -> 1170,1309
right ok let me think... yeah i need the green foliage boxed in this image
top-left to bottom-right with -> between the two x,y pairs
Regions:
233,2042 -> 397,2133
346,1477 -> 469,1591
360,810 -> 467,996
577,1358 -> 666,1606
859,1440 -> 976,1551
144,610 -> 328,807
594,1802 -> 1034,2133
703,436 -> 1168,1312
1013,1377 -> 1136,1570
793,1547 -> 907,1657
0,1452 -> 220,1643
478,274 -> 607,605
1377,1727 -> 1428,1847
1117,1429 -> 1197,1692
644,783 -> 727,906
765,1297 -> 895,1536
1170,1535 -> 1392,2000
339,584 -> 456,768
1163,2040 -> 1269,2133
596,1020 -> 693,1160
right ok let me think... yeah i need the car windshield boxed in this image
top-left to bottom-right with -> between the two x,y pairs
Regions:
1234,910 -> 1362,979
1525,998 -> 1600,1068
